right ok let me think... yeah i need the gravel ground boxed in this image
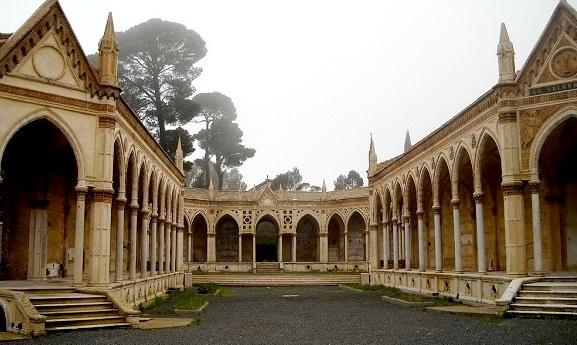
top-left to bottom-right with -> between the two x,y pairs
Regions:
13,286 -> 577,345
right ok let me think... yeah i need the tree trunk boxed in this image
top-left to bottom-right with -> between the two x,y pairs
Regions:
216,155 -> 224,190
152,72 -> 166,149
204,118 -> 210,188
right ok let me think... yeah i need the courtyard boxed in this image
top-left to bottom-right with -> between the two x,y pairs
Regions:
9,286 -> 577,345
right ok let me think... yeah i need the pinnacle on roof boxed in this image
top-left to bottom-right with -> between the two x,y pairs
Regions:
404,130 -> 411,153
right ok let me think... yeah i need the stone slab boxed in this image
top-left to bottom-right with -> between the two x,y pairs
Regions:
425,305 -> 499,316
134,317 -> 194,329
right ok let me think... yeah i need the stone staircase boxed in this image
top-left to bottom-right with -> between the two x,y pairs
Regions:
186,272 -> 361,286
256,262 -> 281,273
506,276 -> 577,318
21,287 -> 130,332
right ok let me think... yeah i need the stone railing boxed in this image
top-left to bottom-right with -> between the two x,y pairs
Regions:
0,289 -> 46,336
370,269 -> 513,305
107,272 -> 184,309
185,261 -> 369,273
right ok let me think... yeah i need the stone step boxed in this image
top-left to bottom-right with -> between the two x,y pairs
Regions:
34,301 -> 114,312
506,310 -> 577,318
514,296 -> 577,305
7,287 -> 76,295
541,276 -> 577,283
517,290 -> 577,298
45,315 -> 127,329
40,309 -> 120,319
522,282 -> 577,292
46,322 -> 132,332
509,303 -> 577,313
28,294 -> 107,305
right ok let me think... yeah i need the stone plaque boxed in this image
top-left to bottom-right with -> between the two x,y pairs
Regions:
32,46 -> 65,80
551,47 -> 577,79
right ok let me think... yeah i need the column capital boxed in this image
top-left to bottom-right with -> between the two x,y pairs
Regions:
497,111 -> 517,124
98,115 -> 116,129
501,181 -> 525,196
416,210 -> 425,217
92,188 -> 114,203
432,205 -> 441,214
402,215 -> 410,222
75,186 -> 89,195
140,208 -> 150,216
529,180 -> 541,193
150,213 -> 158,220
450,199 -> 460,208
129,203 -> 139,210
473,192 -> 484,202
116,197 -> 127,205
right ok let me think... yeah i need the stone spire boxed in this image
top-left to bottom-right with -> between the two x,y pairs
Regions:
175,135 -> 184,173
279,183 -> 283,192
208,176 -> 214,200
404,130 -> 411,153
369,134 -> 377,174
98,12 -> 119,87
322,179 -> 327,193
497,23 -> 515,83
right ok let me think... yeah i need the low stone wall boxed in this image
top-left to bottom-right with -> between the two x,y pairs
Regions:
370,270 -> 512,304
184,262 -> 369,273
0,290 -> 46,336
108,272 -> 185,308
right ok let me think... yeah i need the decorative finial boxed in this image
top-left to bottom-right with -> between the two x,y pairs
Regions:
497,23 -> 515,83
98,12 -> 119,87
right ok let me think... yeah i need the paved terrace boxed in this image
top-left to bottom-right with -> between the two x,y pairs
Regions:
11,286 -> 577,345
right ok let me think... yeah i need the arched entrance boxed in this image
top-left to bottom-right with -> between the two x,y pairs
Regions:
191,214 -> 208,262
347,212 -> 366,262
216,215 -> 239,262
255,215 -> 278,262
296,215 -> 319,262
539,117 -> 577,271
328,214 -> 345,262
0,119 -> 79,280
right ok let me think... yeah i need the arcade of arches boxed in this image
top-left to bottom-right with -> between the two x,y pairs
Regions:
0,0 -> 575,322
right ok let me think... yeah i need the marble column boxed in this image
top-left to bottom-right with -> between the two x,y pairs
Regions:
404,216 -> 411,270
392,219 -> 399,270
165,218 -> 171,273
344,231 -> 349,263
238,234 -> 243,263
252,234 -> 256,270
150,213 -> 158,275
382,220 -> 389,269
129,204 -> 138,280
451,199 -> 462,273
292,234 -> 297,262
474,193 -> 486,273
88,189 -> 113,286
115,198 -> 126,281
502,181 -> 527,276
530,181 -> 543,273
369,223 -> 378,268
140,208 -> 150,277
433,205 -> 442,271
158,216 -> 165,274
172,223 -> 177,272
278,234 -> 283,263
417,210 -> 425,272
74,186 -> 88,285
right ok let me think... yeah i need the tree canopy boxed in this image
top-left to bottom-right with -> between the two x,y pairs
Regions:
116,18 -> 206,154
270,167 -> 320,191
334,170 -> 364,190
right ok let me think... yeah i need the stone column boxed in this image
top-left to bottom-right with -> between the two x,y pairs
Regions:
474,193 -> 486,273
158,216 -> 165,274
502,182 -> 527,276
165,218 -> 171,273
150,213 -> 158,275
129,204 -> 138,280
115,198 -> 126,281
252,234 -> 257,270
238,234 -> 243,263
369,223 -> 378,269
88,189 -> 114,286
140,207 -> 150,277
433,205 -> 442,271
278,233 -> 284,269
451,199 -> 462,273
392,218 -> 399,270
74,186 -> 88,286
188,230 -> 192,263
292,234 -> 297,262
403,216 -> 411,270
399,226 -> 404,260
207,233 -> 216,262
529,181 -> 543,273
344,231 -> 349,263
172,223 -> 177,272
498,111 -> 527,276
417,210 -> 425,272
383,220 -> 389,269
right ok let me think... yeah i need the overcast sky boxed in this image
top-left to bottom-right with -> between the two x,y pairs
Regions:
1,0 -> 570,190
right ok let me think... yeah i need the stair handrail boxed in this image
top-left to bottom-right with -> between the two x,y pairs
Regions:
76,287 -> 141,325
494,277 -> 542,314
0,289 -> 46,335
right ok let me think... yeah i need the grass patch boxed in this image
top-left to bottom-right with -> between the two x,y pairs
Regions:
141,288 -> 210,314
344,284 -> 450,304
196,283 -> 219,295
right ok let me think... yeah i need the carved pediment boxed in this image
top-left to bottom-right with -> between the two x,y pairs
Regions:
11,30 -> 83,89
257,186 -> 277,206
533,32 -> 577,87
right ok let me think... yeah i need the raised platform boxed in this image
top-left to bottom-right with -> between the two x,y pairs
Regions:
184,272 -> 361,286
